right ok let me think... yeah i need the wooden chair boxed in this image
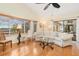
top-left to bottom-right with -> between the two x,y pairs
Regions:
0,31 -> 12,51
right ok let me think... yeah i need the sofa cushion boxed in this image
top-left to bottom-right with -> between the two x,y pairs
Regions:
58,33 -> 73,40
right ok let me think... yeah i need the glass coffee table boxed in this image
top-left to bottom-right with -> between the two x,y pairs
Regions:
35,36 -> 54,50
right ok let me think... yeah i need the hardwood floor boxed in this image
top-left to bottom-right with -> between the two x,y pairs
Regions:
0,40 -> 79,56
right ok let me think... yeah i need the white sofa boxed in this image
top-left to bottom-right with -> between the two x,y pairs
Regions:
54,33 -> 73,47
34,32 -> 73,47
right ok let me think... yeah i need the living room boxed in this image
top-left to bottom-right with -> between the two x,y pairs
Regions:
0,3 -> 79,56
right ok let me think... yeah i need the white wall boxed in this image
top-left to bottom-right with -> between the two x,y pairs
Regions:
76,17 -> 79,42
36,20 -> 53,34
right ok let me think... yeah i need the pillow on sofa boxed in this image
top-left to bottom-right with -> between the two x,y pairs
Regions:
51,32 -> 59,37
59,33 -> 73,40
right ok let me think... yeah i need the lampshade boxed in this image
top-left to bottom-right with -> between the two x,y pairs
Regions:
17,24 -> 22,29
39,20 -> 47,26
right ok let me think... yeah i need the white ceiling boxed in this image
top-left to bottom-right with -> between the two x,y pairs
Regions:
24,3 -> 79,20
0,3 -> 79,21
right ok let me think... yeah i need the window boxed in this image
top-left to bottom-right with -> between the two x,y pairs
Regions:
0,16 -> 30,35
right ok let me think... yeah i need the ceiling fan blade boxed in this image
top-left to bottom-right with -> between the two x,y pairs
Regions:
52,3 -> 60,8
44,3 -> 51,10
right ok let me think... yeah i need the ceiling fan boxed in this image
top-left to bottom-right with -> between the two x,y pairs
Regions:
36,3 -> 60,10
44,3 -> 60,10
